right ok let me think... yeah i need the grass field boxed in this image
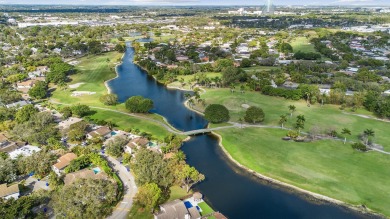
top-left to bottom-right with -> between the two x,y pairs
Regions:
216,128 -> 390,216
198,202 -> 214,217
243,66 -> 281,72
50,52 -> 173,140
88,109 -> 170,140
200,89 -> 390,150
168,185 -> 189,201
290,37 -> 316,53
52,52 -> 122,106
128,204 -> 152,219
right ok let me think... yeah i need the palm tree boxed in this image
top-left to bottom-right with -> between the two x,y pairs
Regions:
341,128 -> 351,144
288,105 -> 296,117
363,129 -> 375,145
279,115 -> 288,129
295,114 -> 305,134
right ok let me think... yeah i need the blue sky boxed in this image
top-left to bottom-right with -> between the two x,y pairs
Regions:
0,0 -> 389,6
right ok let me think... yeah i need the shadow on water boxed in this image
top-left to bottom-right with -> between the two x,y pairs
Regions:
108,43 -> 380,219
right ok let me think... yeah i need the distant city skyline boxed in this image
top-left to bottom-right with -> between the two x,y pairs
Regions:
0,0 -> 389,6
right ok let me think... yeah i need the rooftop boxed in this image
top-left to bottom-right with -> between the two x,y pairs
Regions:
0,183 -> 19,198
53,153 -> 77,170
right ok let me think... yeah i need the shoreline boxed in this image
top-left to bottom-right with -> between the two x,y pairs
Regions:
211,131 -> 384,218
104,53 -> 125,94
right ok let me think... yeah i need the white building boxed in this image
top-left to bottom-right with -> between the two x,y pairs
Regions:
8,145 -> 41,159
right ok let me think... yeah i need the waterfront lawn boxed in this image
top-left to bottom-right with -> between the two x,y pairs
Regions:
88,109 -> 171,140
168,185 -> 188,201
198,202 -> 214,216
216,127 -> 390,216
128,204 -> 152,219
201,89 -> 390,150
290,37 -> 316,53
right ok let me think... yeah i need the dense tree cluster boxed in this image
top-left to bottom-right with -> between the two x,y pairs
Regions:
125,96 -> 154,113
204,104 -> 230,123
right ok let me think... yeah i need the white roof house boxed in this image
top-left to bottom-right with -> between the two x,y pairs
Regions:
8,145 -> 41,159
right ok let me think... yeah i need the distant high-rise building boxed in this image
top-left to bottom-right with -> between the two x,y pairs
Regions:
262,0 -> 275,15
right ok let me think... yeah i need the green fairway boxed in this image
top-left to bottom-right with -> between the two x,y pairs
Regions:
216,128 -> 390,216
200,89 -> 390,150
291,37 -> 316,53
52,51 -> 122,106
88,109 -> 170,140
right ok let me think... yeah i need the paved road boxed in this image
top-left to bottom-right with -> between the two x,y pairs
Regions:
105,156 -> 137,219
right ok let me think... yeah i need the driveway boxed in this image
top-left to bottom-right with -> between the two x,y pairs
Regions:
105,155 -> 137,219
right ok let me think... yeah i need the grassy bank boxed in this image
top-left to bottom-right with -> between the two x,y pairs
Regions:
88,109 -> 171,140
200,89 -> 390,150
215,127 -> 390,216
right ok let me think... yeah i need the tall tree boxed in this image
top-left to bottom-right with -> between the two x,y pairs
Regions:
295,114 -> 305,134
175,164 -> 205,193
51,179 -> 117,218
244,106 -> 265,124
134,183 -> 162,212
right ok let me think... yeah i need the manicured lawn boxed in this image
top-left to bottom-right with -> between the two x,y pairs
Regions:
243,66 -> 281,72
216,128 -> 390,217
88,109 -> 171,140
290,37 -> 316,53
128,204 -> 152,219
52,51 -> 122,106
168,185 -> 189,201
198,202 -> 214,216
200,89 -> 390,150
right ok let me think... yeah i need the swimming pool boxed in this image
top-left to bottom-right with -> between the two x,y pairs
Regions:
184,201 -> 193,209
93,167 -> 101,174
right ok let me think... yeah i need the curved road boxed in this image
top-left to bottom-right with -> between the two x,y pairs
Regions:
105,155 -> 137,219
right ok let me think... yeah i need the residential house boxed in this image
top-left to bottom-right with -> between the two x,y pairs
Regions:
17,80 -> 35,89
0,184 -> 19,200
125,137 -> 150,155
5,100 -> 29,109
9,145 -> 41,159
87,126 -> 112,139
52,153 -> 77,176
64,168 -> 109,185
58,117 -> 83,130
154,199 -> 201,219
